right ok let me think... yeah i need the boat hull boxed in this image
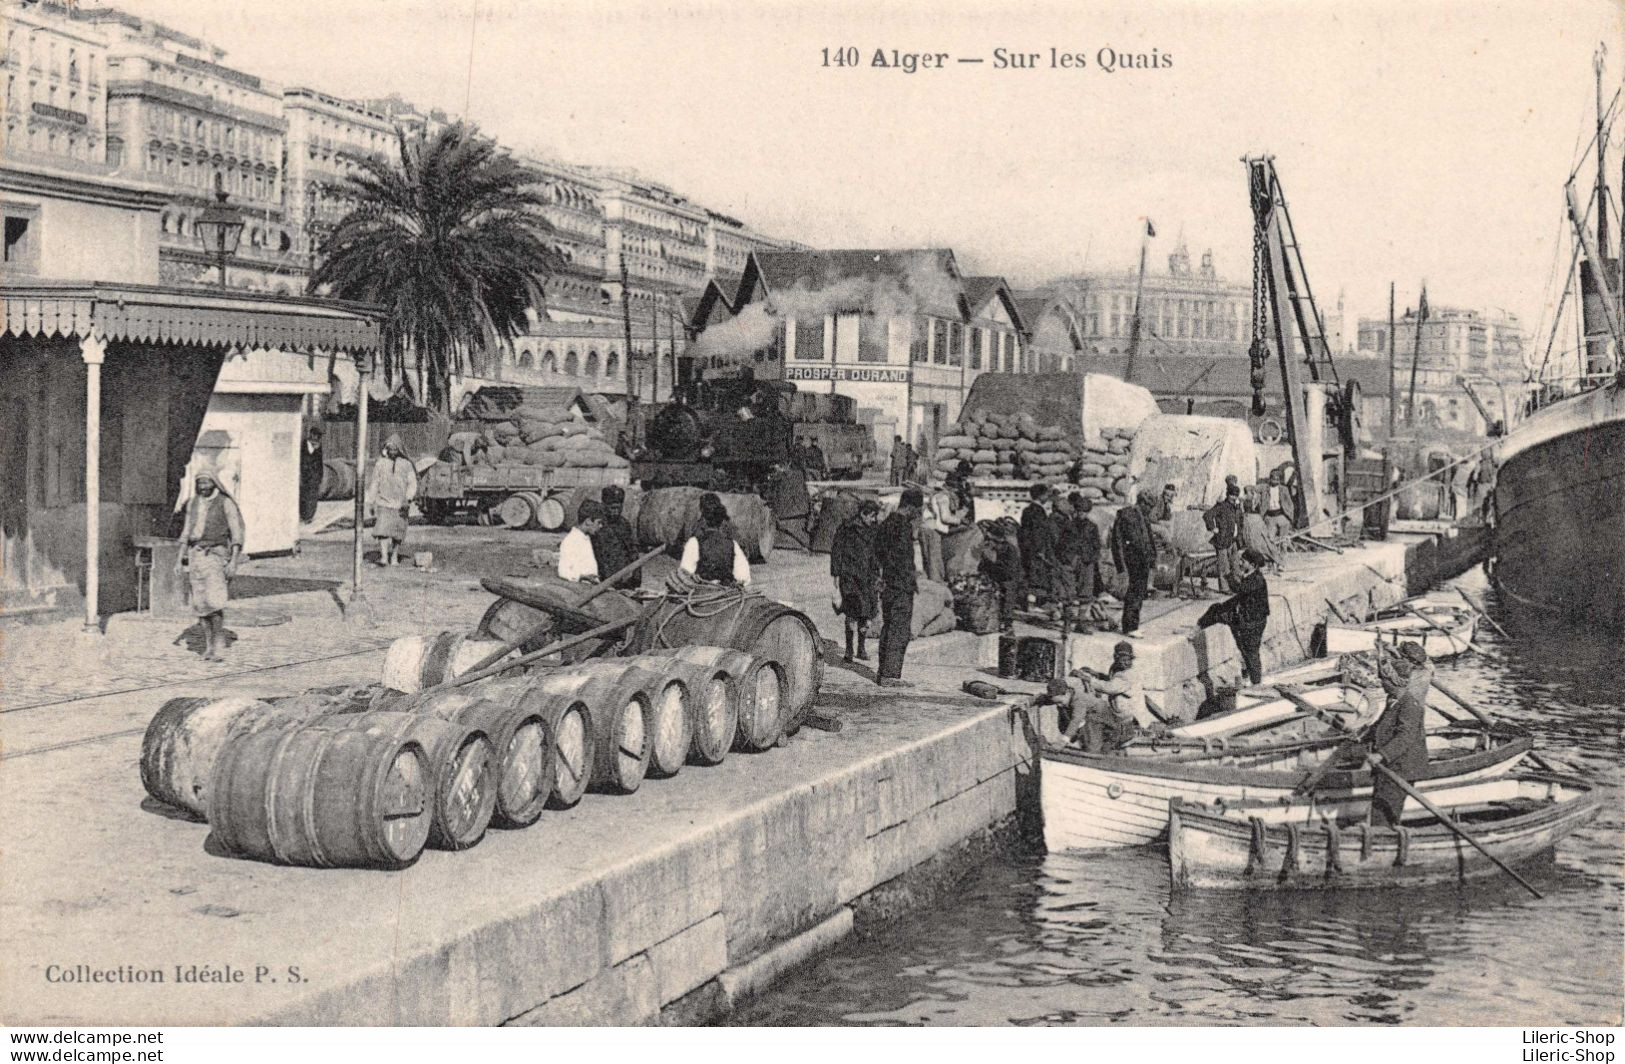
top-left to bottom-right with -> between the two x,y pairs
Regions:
1167,775 -> 1602,891
1492,385 -> 1625,631
1039,733 -> 1531,852
1324,609 -> 1476,660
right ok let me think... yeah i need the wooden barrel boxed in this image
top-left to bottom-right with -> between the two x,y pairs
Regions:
306,711 -> 496,851
629,599 -> 820,735
502,672 -> 599,807
269,683 -> 395,717
534,493 -> 567,532
380,632 -> 511,693
207,726 -> 433,870
523,664 -> 652,794
319,459 -> 356,501
404,683 -> 554,830
636,486 -> 703,550
496,491 -> 540,529
622,665 -> 690,779
730,602 -> 819,733
637,646 -> 782,754
476,598 -> 556,653
140,696 -> 328,819
482,574 -> 644,634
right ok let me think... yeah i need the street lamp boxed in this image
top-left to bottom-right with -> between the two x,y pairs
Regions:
194,188 -> 245,290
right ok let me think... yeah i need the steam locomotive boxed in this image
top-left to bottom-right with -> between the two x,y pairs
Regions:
632,376 -> 875,492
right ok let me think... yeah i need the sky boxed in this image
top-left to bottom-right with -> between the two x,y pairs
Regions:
114,0 -> 1623,336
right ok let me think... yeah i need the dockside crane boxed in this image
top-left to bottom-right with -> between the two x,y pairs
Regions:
1245,155 -> 1363,531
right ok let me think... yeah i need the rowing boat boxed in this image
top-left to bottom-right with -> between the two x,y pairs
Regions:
1167,772 -> 1602,891
1040,695 -> 1532,852
1323,602 -> 1477,660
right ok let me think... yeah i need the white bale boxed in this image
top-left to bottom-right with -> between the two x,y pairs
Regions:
1126,415 -> 1259,509
1080,373 -> 1159,448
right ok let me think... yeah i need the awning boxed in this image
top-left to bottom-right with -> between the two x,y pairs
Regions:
1,280 -> 382,354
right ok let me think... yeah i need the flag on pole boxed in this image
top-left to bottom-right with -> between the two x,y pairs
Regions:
1145,219 -> 1157,238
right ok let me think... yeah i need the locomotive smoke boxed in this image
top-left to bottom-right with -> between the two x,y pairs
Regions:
689,254 -> 966,359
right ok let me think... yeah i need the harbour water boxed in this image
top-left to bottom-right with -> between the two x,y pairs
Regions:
734,574 -> 1624,1026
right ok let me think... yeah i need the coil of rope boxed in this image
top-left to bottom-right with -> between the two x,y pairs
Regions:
648,567 -> 765,649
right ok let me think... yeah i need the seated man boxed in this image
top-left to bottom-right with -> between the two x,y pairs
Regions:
1046,641 -> 1159,752
558,499 -> 603,583
680,492 -> 751,586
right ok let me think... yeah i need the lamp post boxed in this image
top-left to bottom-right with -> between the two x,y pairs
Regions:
194,188 -> 245,290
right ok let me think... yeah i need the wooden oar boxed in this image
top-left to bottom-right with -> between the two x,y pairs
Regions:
1428,674 -> 1561,773
462,545 -> 666,677
1454,586 -> 1511,640
441,615 -> 639,691
1365,756 -> 1544,900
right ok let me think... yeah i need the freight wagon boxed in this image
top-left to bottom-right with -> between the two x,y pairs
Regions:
417,461 -> 630,530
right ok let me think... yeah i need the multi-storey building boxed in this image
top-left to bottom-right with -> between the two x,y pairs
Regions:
281,86 -> 394,267
86,5 -> 303,291
2,0 -> 110,166
1057,243 -> 1252,359
1357,303 -> 1529,434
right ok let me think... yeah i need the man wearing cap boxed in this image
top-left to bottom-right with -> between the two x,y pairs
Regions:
1064,493 -> 1102,610
1110,489 -> 1159,635
175,472 -> 244,662
593,486 -> 639,589
830,499 -> 881,662
298,424 -> 324,525
1197,549 -> 1273,684
1203,481 -> 1246,590
874,489 -> 923,687
1367,641 -> 1433,826
558,499 -> 603,583
1019,483 -> 1059,610
367,433 -> 417,566
680,492 -> 751,586
1049,641 -> 1155,752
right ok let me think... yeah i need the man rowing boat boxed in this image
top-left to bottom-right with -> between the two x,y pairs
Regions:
1367,640 -> 1434,826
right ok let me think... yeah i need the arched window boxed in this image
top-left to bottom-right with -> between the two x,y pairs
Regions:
585,350 -> 600,376
564,350 -> 579,375
606,349 -> 620,378
541,350 -> 556,374
518,348 -> 534,369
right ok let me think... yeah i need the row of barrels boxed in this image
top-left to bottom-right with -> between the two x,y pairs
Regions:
491,485 -> 643,532
139,647 -> 789,870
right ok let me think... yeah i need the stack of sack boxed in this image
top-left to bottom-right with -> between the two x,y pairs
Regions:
1057,426 -> 1137,504
477,413 -> 629,471
930,411 -> 1079,481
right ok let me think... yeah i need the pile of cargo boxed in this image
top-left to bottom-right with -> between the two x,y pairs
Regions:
1061,426 -> 1138,504
139,571 -> 827,872
932,412 -> 1080,480
140,646 -> 793,872
478,416 -> 629,471
931,413 -> 1137,504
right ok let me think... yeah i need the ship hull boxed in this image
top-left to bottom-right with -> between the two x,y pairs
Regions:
1492,384 -> 1625,631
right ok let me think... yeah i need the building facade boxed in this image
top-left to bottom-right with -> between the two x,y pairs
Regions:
87,5 -> 304,291
1356,303 -> 1529,434
3,0 -> 111,167
281,86 -> 395,270
1057,243 -> 1252,360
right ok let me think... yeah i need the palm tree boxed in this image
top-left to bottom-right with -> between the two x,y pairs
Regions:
311,121 -> 561,411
